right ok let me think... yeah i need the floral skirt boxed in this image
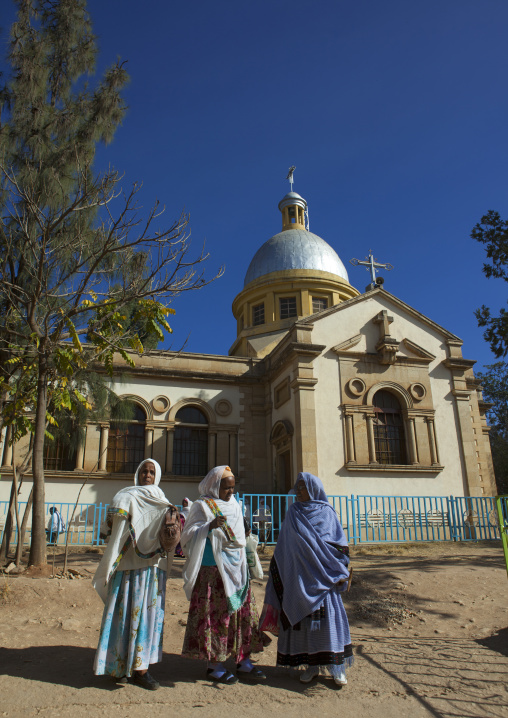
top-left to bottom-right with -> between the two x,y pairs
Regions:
94,566 -> 166,677
182,566 -> 269,663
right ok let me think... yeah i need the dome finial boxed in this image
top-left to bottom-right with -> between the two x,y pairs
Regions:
286,165 -> 296,192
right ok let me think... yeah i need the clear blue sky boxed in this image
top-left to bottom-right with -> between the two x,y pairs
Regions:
2,0 -> 508,371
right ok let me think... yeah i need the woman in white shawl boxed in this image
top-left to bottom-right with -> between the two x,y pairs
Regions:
181,497 -> 193,520
181,466 -> 268,685
93,459 -> 180,690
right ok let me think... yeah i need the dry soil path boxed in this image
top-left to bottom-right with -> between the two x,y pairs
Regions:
0,542 -> 507,718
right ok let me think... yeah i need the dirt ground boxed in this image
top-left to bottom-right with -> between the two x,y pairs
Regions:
1,541 -> 507,718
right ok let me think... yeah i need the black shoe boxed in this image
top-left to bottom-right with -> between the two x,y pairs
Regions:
206,668 -> 239,685
131,671 -> 160,690
236,664 -> 266,681
112,675 -> 128,684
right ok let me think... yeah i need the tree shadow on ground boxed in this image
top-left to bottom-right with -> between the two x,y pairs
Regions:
475,626 -> 508,657
356,635 -> 508,718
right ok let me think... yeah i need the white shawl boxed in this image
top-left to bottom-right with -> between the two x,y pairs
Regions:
181,498 -> 193,520
180,466 -> 248,614
93,460 -> 172,603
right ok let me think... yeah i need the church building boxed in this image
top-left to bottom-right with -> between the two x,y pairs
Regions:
0,189 -> 496,506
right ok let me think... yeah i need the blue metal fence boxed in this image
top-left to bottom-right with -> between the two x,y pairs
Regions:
240,493 -> 502,545
0,494 -> 502,547
0,501 -> 111,547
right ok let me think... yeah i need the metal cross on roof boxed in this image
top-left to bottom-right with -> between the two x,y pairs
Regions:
286,165 -> 296,191
350,250 -> 393,284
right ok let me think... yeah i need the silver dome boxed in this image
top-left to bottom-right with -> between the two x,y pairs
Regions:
244,228 -> 350,287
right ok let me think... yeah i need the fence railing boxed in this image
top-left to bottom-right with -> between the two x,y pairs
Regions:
240,493 -> 502,545
0,494 -> 502,547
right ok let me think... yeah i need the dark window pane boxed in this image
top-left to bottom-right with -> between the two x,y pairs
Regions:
252,303 -> 265,326
173,426 -> 208,476
44,439 -> 76,471
175,406 -> 208,424
106,406 -> 146,473
132,405 -> 147,422
312,297 -> 328,313
373,390 -> 402,412
373,390 -> 407,464
280,297 -> 297,319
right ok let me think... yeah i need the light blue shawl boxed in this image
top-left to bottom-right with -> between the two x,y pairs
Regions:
271,472 -> 350,628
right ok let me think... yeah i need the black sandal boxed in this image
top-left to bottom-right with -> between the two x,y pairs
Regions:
206,668 -> 239,685
236,664 -> 266,681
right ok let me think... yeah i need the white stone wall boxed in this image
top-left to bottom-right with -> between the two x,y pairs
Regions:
309,295 -> 469,498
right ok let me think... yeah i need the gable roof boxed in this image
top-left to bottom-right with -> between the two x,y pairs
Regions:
299,287 -> 462,343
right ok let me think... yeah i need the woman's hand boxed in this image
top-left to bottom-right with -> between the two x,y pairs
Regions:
159,507 -> 181,551
209,515 -> 226,530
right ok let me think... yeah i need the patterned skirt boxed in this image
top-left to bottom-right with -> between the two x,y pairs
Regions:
276,587 -> 353,672
182,566 -> 269,663
94,566 -> 166,677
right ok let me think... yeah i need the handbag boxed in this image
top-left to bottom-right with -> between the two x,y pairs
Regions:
245,532 -> 263,579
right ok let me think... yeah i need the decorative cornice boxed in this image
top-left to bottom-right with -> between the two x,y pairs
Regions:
401,338 -> 436,362
451,389 -> 471,401
331,334 -> 362,353
444,357 -> 476,371
290,377 -> 318,392
345,463 -> 444,474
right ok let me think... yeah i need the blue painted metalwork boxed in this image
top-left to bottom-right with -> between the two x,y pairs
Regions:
0,501 -> 111,547
239,494 -> 501,545
0,495 -> 502,547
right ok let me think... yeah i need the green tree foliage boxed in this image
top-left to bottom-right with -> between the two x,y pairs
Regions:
0,0 -> 221,566
476,362 -> 508,494
471,210 -> 508,357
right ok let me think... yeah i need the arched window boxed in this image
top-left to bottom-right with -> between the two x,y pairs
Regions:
44,438 -> 76,471
173,406 -> 208,476
107,405 -> 146,473
373,390 -> 407,465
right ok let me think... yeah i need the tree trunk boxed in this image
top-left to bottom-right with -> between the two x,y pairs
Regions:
28,356 -> 48,567
11,446 -> 22,559
15,486 -> 33,566
0,481 -> 15,562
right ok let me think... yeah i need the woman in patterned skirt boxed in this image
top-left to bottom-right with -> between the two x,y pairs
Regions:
180,465 -> 268,685
93,459 -> 180,690
263,472 -> 353,686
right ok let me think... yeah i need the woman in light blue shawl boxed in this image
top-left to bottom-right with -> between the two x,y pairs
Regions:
263,472 -> 353,686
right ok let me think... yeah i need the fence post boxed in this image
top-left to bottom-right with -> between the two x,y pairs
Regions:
447,496 -> 456,541
350,494 -> 358,545
94,503 -> 102,546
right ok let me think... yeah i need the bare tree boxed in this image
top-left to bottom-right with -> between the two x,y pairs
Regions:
0,1 -> 223,566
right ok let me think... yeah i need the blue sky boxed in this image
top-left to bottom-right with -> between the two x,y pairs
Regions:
2,0 -> 508,371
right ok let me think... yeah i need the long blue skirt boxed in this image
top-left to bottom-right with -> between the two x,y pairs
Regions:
276,587 -> 353,672
94,566 -> 166,677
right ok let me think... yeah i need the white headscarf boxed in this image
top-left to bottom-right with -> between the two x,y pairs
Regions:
93,459 -> 171,602
181,497 -> 193,520
133,459 -> 162,486
181,465 -> 248,614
